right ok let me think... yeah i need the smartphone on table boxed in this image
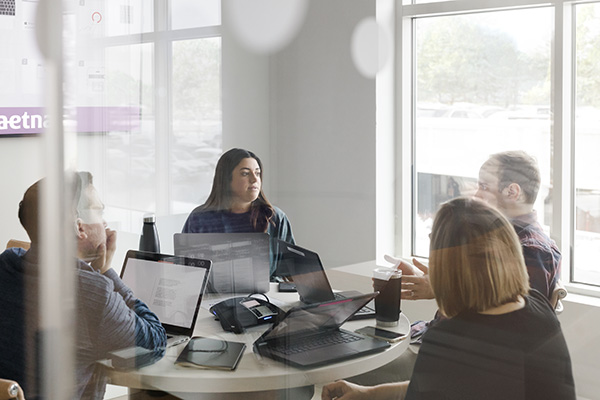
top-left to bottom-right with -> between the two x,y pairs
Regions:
355,326 -> 407,343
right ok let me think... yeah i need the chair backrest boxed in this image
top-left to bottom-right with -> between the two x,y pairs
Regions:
5,240 -> 30,251
550,279 -> 567,314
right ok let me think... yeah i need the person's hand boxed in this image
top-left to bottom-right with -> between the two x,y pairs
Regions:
321,380 -> 370,400
383,254 -> 424,277
401,259 -> 434,300
103,228 -> 117,274
90,228 -> 117,274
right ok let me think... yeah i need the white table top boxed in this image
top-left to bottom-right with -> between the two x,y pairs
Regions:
104,266 -> 410,395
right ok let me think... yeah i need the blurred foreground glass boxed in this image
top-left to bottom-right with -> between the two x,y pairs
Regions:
414,8 -> 553,256
574,3 -> 600,286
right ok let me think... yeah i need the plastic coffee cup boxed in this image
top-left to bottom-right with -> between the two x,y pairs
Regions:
373,267 -> 402,327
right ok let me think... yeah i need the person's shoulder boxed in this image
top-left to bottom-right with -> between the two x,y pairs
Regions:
1,247 -> 27,257
271,205 -> 289,219
526,289 -> 555,313
520,290 -> 562,330
0,247 -> 26,266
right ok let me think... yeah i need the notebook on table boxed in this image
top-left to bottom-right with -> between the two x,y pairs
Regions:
174,232 -> 270,294
119,250 -> 211,347
276,239 -> 376,320
253,292 -> 389,368
175,336 -> 246,370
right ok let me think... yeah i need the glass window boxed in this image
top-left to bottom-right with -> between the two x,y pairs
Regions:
171,0 -> 221,30
171,38 -> 222,215
77,43 -> 156,233
574,3 -> 600,287
413,8 -> 553,256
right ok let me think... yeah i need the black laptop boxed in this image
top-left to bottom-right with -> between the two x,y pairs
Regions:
276,239 -> 376,320
253,292 -> 389,368
119,250 -> 211,347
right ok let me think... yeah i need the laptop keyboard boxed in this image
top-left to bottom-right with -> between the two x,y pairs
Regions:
273,330 -> 363,355
333,292 -> 374,316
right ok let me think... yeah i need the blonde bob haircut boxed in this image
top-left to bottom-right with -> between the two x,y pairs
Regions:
429,197 -> 530,318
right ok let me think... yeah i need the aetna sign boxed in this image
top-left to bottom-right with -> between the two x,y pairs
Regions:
0,107 -> 141,136
0,108 -> 47,135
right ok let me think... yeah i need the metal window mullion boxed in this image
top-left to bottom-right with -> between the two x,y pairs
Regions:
403,0 -> 554,18
155,0 -> 171,215
376,0 -> 396,264
551,2 -> 574,282
394,4 -> 414,258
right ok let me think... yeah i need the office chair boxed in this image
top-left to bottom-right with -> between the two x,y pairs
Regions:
0,379 -> 23,400
5,240 -> 30,250
551,279 -> 568,314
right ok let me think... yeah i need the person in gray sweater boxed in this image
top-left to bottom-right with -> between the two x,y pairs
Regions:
0,172 -> 167,399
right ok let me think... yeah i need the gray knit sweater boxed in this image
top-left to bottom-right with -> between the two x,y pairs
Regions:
0,247 -> 167,399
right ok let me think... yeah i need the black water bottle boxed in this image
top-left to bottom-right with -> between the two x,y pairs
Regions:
139,213 -> 160,253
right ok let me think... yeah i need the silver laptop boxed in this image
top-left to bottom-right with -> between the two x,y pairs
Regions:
119,250 -> 211,347
174,232 -> 270,294
253,292 -> 389,368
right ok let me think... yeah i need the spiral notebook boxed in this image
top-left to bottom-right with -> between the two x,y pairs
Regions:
175,337 -> 246,370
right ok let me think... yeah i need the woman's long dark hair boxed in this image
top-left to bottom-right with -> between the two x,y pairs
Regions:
200,148 -> 275,232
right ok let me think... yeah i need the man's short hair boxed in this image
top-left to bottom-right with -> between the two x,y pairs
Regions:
429,197 -> 530,318
18,171 -> 94,242
482,150 -> 541,204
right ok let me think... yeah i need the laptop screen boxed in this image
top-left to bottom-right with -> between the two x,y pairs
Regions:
276,240 -> 335,303
120,250 -> 211,335
263,293 -> 377,341
174,233 -> 270,294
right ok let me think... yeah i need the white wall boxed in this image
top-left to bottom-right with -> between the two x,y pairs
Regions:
268,0 -> 377,268
221,3 -> 271,174
558,296 -> 600,399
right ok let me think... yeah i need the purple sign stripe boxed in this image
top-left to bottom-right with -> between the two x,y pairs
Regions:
0,106 -> 141,135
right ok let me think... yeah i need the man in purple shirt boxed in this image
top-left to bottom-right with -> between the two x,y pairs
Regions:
401,150 -> 560,301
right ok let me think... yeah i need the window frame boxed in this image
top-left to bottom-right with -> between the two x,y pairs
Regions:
386,0 -> 600,297
88,1 -> 222,218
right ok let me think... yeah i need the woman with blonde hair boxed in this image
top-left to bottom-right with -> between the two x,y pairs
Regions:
322,197 -> 575,400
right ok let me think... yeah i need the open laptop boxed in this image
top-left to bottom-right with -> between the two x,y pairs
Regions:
276,239 -> 376,320
119,250 -> 211,347
253,292 -> 389,368
174,233 -> 270,294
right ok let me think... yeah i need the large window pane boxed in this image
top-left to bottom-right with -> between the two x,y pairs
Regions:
171,38 -> 222,214
85,0 -> 154,37
171,0 -> 221,30
77,43 -> 155,233
414,8 -> 553,256
574,3 -> 600,286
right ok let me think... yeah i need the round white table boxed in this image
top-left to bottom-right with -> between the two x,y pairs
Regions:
104,274 -> 410,400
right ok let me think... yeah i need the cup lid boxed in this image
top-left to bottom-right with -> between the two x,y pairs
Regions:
373,267 -> 402,280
